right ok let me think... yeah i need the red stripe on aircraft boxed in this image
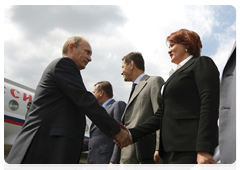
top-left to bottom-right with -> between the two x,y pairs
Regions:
4,119 -> 24,126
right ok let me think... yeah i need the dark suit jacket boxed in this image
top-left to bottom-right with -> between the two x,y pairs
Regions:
129,56 -> 219,157
85,99 -> 126,164
6,57 -> 120,164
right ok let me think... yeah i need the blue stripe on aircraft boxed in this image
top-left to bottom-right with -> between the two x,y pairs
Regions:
4,115 -> 25,124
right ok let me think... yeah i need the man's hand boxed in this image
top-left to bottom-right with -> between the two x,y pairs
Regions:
120,123 -> 128,132
107,162 -> 116,170
113,123 -> 132,149
153,150 -> 161,164
197,151 -> 214,164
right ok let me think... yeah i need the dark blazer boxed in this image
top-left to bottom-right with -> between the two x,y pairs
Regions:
86,99 -> 126,164
6,57 -> 120,164
129,56 -> 219,157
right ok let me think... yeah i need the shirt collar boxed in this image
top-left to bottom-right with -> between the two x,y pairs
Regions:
169,55 -> 193,77
102,98 -> 113,108
178,55 -> 193,68
134,73 -> 146,85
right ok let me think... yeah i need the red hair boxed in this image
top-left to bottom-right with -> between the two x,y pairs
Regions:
166,29 -> 202,57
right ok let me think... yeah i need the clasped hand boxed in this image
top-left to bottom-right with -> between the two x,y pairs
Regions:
197,151 -> 214,164
113,123 -> 133,149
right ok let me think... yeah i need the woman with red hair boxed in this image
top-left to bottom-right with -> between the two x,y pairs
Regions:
128,29 -> 219,164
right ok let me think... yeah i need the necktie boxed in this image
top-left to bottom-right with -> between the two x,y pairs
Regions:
129,83 -> 137,101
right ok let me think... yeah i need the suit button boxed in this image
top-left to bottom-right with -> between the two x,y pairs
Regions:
222,107 -> 230,110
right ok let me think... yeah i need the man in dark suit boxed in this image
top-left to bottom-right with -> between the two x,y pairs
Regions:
113,52 -> 164,164
6,36 -> 131,164
84,81 -> 126,164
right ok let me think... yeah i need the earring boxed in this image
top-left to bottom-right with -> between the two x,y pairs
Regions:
185,49 -> 188,52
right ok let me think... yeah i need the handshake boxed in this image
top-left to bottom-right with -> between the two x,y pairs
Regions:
113,123 -> 133,149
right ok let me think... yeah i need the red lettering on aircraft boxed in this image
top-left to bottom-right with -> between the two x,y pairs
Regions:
5,87 -> 32,102
10,89 -> 20,99
23,93 -> 32,102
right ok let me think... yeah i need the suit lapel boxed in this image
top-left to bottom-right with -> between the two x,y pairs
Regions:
90,122 -> 95,132
104,99 -> 115,111
121,75 -> 149,122
163,57 -> 197,97
129,75 -> 149,104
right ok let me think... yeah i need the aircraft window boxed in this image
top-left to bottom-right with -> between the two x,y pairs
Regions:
9,100 -> 19,111
85,124 -> 89,132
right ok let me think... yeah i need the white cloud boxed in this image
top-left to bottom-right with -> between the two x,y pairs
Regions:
230,21 -> 236,32
4,6 -> 22,41
4,5 -> 236,103
117,5 -> 228,81
210,24 -> 236,78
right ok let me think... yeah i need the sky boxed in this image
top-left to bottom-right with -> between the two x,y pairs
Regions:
3,4 -> 236,103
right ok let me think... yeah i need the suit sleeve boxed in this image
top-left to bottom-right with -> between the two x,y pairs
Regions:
110,101 -> 126,163
54,58 -> 120,138
82,141 -> 89,152
150,76 -> 165,150
194,56 -> 219,154
128,76 -> 164,143
129,100 -> 163,143
112,101 -> 126,124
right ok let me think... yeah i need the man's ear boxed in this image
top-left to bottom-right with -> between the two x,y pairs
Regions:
99,90 -> 104,97
130,60 -> 134,69
68,43 -> 74,53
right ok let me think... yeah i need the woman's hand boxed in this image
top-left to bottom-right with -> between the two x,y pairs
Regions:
197,151 -> 214,164
153,150 -> 161,164
107,162 -> 116,170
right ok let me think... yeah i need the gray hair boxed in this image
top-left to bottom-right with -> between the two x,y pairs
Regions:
62,36 -> 85,57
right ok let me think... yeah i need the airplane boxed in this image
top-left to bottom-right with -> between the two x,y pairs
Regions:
4,78 -> 91,146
